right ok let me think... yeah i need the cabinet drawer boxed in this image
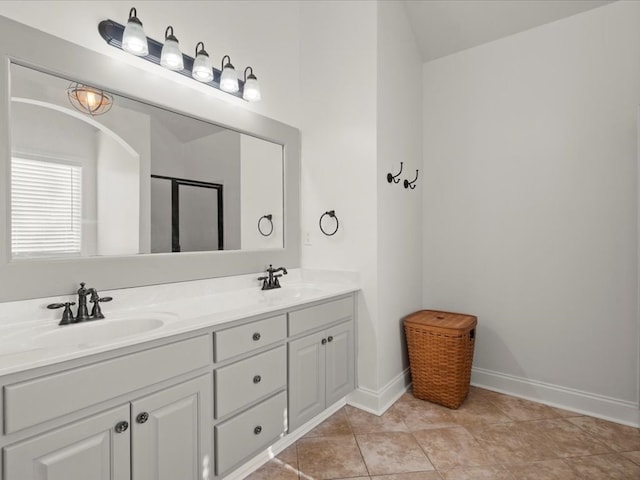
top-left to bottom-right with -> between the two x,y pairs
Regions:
4,335 -> 210,434
215,345 -> 286,419
215,391 -> 287,476
214,314 -> 286,362
288,297 -> 353,336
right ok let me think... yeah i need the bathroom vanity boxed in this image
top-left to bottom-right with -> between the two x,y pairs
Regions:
0,274 -> 357,479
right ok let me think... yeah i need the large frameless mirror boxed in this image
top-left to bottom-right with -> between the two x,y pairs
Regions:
9,64 -> 284,260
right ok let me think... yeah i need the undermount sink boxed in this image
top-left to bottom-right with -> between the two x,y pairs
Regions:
34,313 -> 173,347
261,285 -> 324,302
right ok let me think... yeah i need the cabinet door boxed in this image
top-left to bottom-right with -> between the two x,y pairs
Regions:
132,374 -> 213,480
4,405 -> 130,480
325,321 -> 355,406
288,330 -> 326,431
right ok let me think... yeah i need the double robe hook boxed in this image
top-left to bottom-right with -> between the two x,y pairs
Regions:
404,170 -> 419,190
387,162 -> 403,184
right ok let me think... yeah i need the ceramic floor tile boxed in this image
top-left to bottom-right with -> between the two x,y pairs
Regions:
506,459 -> 580,479
622,450 -> 640,466
525,418 -> 610,457
566,416 -> 640,452
465,422 -> 557,465
370,472 -> 443,480
412,426 -> 497,470
390,397 -> 459,431
304,408 -> 353,438
565,453 -> 640,479
448,391 -> 512,426
356,432 -> 435,475
246,445 -> 299,480
297,434 -> 368,480
345,404 -> 408,434
438,465 -> 513,480
486,394 -> 565,422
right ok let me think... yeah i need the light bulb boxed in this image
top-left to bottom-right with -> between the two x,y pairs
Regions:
220,55 -> 239,93
122,8 -> 148,56
160,26 -> 184,71
243,67 -> 261,102
192,42 -> 213,83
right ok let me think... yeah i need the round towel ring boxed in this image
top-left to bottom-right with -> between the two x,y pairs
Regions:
258,214 -> 274,237
319,210 -> 339,236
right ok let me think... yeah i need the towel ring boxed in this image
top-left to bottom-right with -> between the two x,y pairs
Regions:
258,214 -> 274,237
319,210 -> 339,236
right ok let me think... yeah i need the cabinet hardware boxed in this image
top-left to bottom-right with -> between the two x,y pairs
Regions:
253,375 -> 262,384
254,425 -> 262,435
328,336 -> 333,343
321,338 -> 327,345
115,421 -> 129,433
136,412 -> 149,424
252,332 -> 261,341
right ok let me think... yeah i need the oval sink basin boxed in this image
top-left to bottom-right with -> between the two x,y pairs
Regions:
261,285 -> 324,302
34,314 -> 171,348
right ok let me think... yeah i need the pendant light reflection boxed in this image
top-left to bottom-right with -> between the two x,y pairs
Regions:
160,26 -> 184,71
243,66 -> 261,102
121,7 -> 148,56
67,83 -> 113,116
220,55 -> 239,93
192,42 -> 213,83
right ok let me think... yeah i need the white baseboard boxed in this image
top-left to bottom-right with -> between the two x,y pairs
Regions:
347,368 -> 411,415
222,397 -> 347,480
471,367 -> 640,428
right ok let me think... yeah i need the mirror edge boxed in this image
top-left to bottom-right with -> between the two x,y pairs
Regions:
0,15 -> 300,302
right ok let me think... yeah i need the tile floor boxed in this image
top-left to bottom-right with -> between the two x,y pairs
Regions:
246,387 -> 640,480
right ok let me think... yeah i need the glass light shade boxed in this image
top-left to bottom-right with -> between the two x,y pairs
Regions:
161,37 -> 184,71
243,77 -> 261,102
67,84 -> 113,116
122,19 -> 148,56
192,53 -> 213,83
220,66 -> 239,93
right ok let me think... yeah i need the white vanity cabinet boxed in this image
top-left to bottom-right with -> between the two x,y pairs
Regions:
288,297 -> 355,431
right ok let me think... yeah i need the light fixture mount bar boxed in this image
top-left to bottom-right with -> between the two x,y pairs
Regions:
98,19 -> 245,99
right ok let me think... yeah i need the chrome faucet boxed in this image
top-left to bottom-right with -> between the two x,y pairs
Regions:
47,282 -> 113,325
258,264 -> 288,290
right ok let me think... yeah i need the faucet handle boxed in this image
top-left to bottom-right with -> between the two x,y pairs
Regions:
47,302 -> 76,326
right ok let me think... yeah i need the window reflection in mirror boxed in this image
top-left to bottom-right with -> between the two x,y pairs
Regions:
9,63 -> 284,260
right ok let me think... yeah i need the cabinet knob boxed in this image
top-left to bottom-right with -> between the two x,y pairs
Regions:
254,425 -> 262,435
136,412 -> 149,424
328,336 -> 334,343
253,375 -> 262,384
115,421 -> 129,433
252,332 -> 261,341
321,338 -> 327,345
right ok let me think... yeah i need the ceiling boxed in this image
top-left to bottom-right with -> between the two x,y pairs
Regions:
403,0 -> 614,62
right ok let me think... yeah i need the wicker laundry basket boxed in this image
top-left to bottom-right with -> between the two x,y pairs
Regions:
404,310 -> 477,409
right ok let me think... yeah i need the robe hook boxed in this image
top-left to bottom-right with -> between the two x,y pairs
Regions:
387,162 -> 403,184
404,170 -> 419,190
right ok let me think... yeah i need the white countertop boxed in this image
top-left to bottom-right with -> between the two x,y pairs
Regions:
0,269 -> 359,377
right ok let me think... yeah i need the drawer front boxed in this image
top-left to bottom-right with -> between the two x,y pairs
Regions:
215,391 -> 287,476
215,345 -> 286,419
288,296 -> 353,336
214,314 -> 286,362
4,335 -> 210,434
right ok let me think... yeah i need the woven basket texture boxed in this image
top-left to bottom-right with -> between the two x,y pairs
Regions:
404,310 -> 476,409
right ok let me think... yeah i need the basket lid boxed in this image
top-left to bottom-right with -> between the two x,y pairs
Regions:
404,310 -> 477,333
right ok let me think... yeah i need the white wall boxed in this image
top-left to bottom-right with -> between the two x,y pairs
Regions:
376,0 -> 423,393
423,1 -> 640,424
240,135 -> 284,250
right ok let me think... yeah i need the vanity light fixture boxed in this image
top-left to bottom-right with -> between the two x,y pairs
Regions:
243,66 -> 261,102
66,83 -> 113,116
192,42 -> 213,83
220,55 -> 239,93
121,7 -> 148,56
160,26 -> 184,71
98,12 -> 261,101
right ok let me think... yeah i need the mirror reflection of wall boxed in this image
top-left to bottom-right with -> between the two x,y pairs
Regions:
9,63 -> 284,261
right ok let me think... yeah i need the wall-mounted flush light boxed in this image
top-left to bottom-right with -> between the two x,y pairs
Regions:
121,7 -> 148,56
220,55 -> 239,93
160,26 -> 184,71
98,8 -> 261,101
192,42 -> 213,83
67,83 -> 113,116
243,66 -> 261,102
